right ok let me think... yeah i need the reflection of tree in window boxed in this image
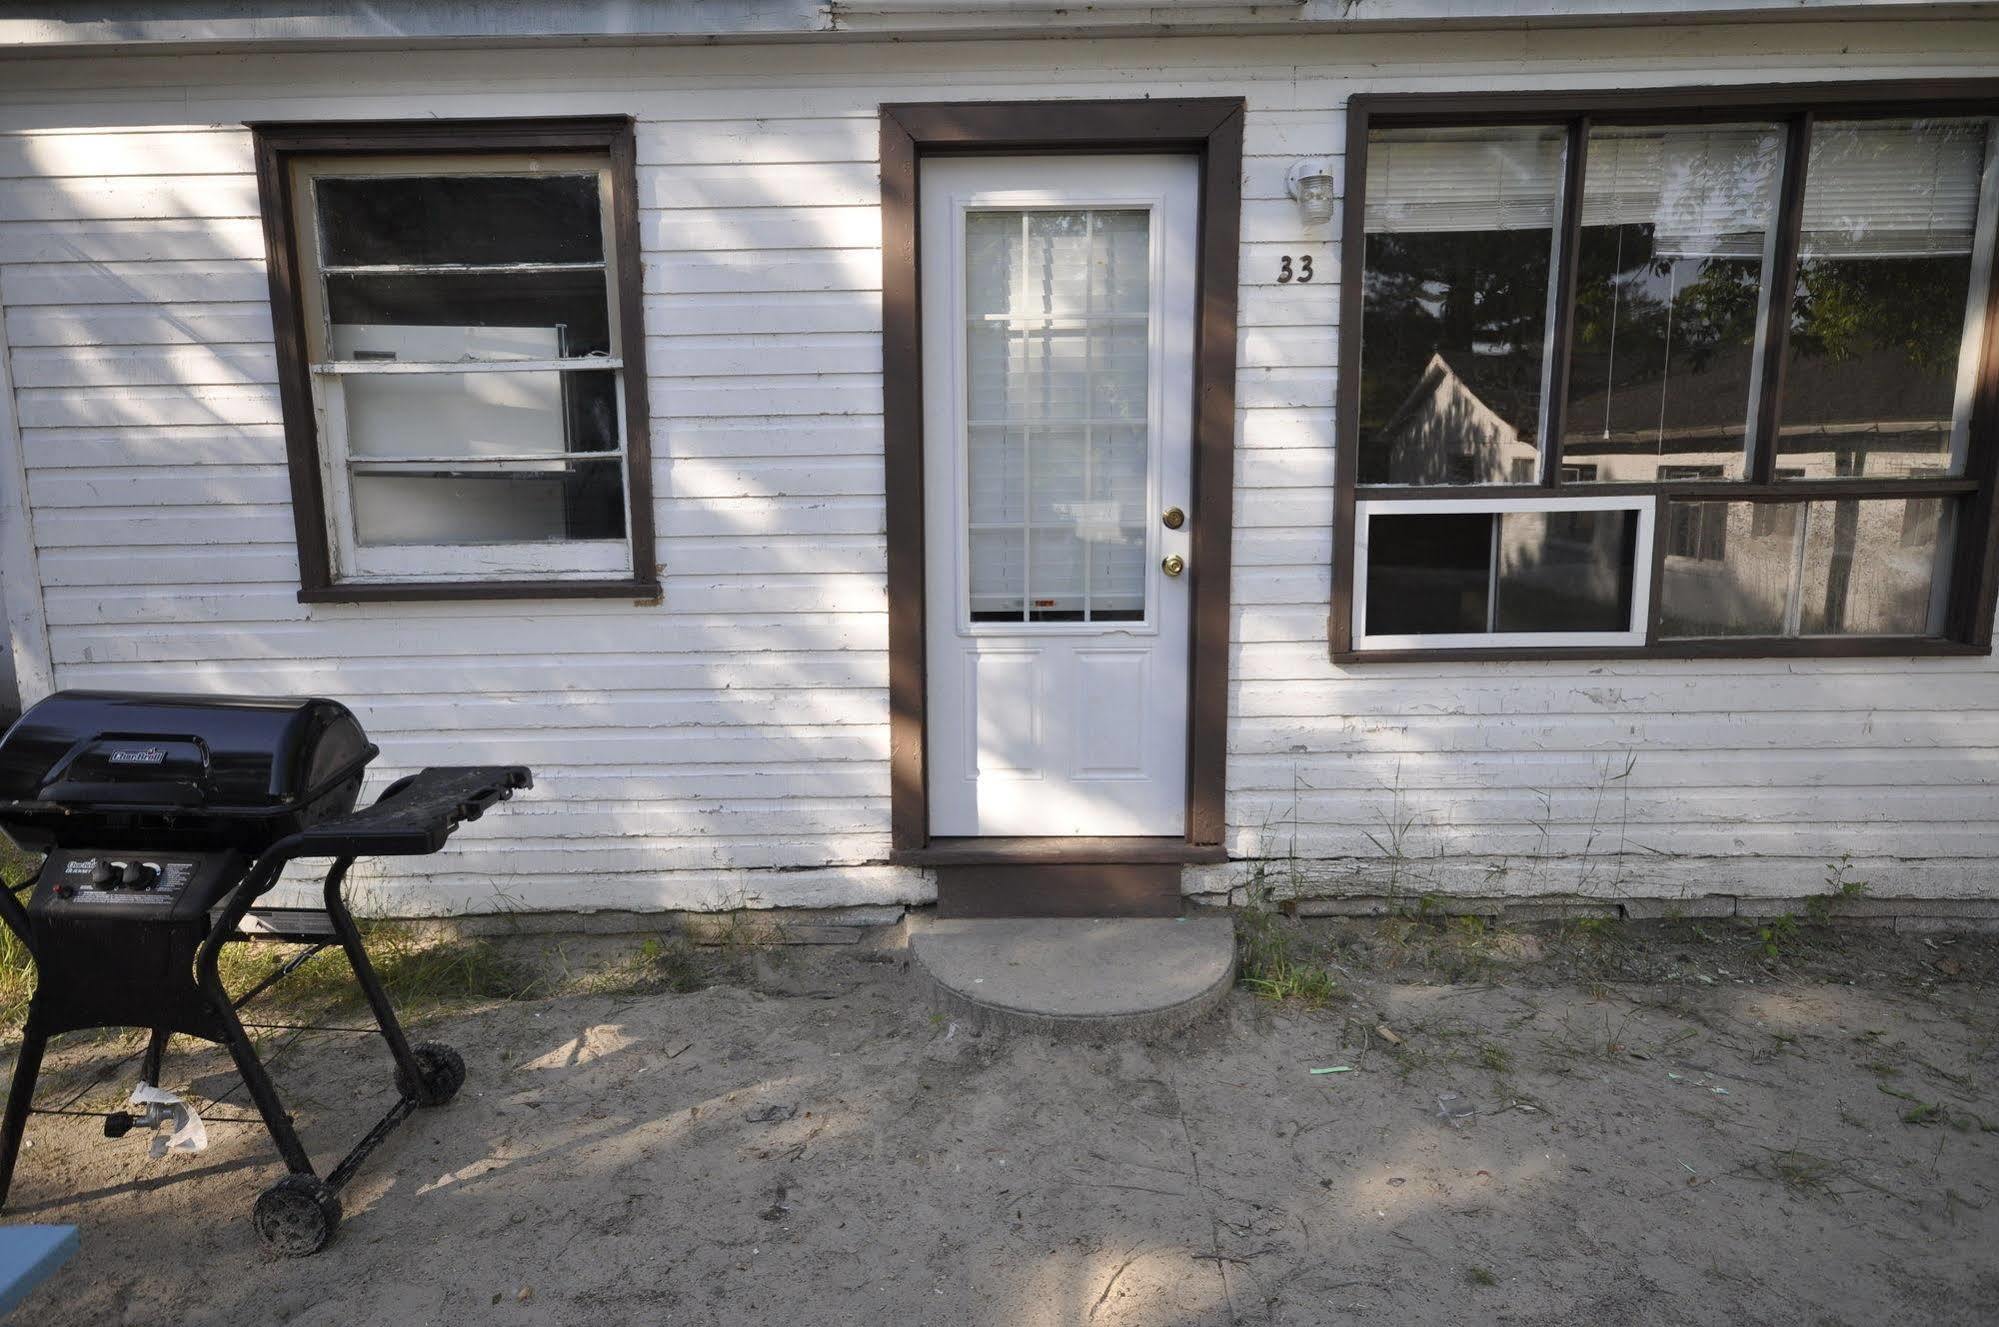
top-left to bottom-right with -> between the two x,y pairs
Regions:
1562,125 -> 1780,483
1779,119 -> 1990,480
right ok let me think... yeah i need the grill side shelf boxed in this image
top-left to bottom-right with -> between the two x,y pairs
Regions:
285,767 -> 532,858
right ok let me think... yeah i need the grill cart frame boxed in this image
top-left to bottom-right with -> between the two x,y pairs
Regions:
0,693 -> 529,1256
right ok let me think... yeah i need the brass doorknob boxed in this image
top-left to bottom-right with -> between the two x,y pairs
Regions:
1162,506 -> 1185,530
1162,554 -> 1185,578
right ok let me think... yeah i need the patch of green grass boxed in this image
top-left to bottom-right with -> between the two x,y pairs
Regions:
1235,888 -> 1342,1008
582,933 -> 716,996
1478,1043 -> 1514,1074
218,919 -> 542,1025
1465,1266 -> 1499,1289
0,838 -> 43,1027
1756,913 -> 1801,960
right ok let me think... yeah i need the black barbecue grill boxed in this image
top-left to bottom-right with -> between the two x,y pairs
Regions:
0,691 -> 530,1255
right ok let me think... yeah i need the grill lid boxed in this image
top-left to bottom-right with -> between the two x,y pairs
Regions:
0,691 -> 373,814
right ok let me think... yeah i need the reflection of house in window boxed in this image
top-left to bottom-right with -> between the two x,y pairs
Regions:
1374,353 -> 1542,485
1660,465 -> 1727,558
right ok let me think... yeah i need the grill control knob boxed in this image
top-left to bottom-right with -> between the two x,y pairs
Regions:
89,860 -> 116,888
120,862 -> 157,890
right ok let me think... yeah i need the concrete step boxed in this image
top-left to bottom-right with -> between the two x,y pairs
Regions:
910,915 -> 1236,1038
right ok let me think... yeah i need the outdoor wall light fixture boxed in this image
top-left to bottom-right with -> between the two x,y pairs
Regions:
1286,159 -> 1336,225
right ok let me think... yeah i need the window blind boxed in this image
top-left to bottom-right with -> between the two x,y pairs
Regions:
1799,117 -> 1994,259
1580,124 -> 1782,259
1364,126 -> 1565,234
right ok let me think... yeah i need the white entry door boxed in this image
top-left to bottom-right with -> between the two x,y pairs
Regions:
922,155 -> 1199,837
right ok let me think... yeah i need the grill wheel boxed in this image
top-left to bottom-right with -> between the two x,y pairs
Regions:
253,1174 -> 342,1257
395,1042 -> 467,1106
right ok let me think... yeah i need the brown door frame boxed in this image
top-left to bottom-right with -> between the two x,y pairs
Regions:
880,98 -> 1243,864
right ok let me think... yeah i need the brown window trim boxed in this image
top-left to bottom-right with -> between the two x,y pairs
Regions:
1332,79 -> 1999,663
249,116 -> 657,603
878,97 -> 1244,857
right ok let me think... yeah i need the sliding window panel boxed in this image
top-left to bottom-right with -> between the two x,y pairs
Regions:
1777,117 -> 1998,480
1657,500 -> 1795,637
350,457 -> 626,546
1493,508 -> 1639,631
1363,511 -> 1493,634
1563,124 -> 1784,482
1659,496 -> 1954,638
1355,498 -> 1652,648
315,172 -> 604,268
1359,126 -> 1566,485
1796,496 -> 1951,635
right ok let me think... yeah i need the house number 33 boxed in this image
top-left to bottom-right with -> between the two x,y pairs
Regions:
1277,255 -> 1315,283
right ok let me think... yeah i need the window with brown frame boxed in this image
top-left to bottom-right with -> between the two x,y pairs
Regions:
1333,84 -> 1999,660
251,118 -> 655,603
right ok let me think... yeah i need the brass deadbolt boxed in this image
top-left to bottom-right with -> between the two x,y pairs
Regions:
1162,554 -> 1185,578
1162,506 -> 1186,530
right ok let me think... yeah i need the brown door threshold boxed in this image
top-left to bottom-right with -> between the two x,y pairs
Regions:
897,836 -> 1227,867
934,862 -> 1183,919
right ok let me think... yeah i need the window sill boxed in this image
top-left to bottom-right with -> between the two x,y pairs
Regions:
1332,638 -> 1988,664
299,577 -> 660,605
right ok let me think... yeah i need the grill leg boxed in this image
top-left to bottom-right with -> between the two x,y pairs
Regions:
0,1016 -> 49,1210
321,860 -> 433,1105
196,890 -> 316,1178
213,1012 -> 314,1176
140,1027 -> 171,1088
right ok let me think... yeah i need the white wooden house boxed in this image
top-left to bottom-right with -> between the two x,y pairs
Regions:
2,1 -> 1997,921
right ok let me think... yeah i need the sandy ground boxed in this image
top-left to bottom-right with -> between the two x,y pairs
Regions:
3,922 -> 1996,1327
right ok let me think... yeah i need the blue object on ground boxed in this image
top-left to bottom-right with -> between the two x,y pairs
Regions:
0,1225 -> 78,1318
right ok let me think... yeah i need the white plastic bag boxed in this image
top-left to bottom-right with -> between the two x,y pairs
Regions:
128,1084 -> 208,1157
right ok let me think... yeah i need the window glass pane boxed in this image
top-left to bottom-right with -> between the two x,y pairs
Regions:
315,174 -> 603,268
1564,124 -> 1783,482
350,457 -> 624,546
964,206 -> 1153,624
1493,509 -> 1639,632
325,269 -> 612,359
1365,512 -> 1492,634
1797,497 -> 1947,635
1778,118 -> 1995,479
1658,500 -> 1794,637
341,368 -> 619,459
1659,497 -> 1951,637
1360,125 -> 1565,485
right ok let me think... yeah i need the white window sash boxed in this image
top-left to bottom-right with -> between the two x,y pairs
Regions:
291,152 -> 635,583
1352,495 -> 1656,651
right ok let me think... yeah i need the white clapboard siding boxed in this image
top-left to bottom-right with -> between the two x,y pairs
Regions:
7,28 -> 1999,915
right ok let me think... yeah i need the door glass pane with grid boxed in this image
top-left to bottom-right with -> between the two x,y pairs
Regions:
965,209 -> 1151,623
